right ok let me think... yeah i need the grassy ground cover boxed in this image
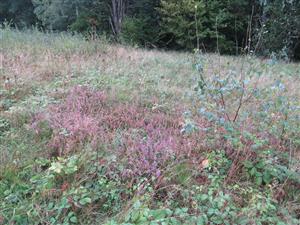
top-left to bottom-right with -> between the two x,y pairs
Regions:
0,27 -> 299,225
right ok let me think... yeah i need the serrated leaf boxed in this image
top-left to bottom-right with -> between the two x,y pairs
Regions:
200,194 -> 209,201
49,162 -> 63,174
250,167 -> 257,176
263,171 -> 272,184
256,176 -> 263,185
244,160 -> 253,169
70,216 -> 77,223
79,197 -> 92,205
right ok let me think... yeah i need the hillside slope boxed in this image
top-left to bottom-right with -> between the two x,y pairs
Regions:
0,28 -> 300,225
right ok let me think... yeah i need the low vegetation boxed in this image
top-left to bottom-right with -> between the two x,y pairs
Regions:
0,28 -> 299,224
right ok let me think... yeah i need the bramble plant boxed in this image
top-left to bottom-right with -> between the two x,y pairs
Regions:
191,52 -> 300,184
1,29 -> 300,225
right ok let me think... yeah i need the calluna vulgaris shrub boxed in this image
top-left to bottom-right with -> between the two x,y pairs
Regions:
32,86 -> 106,155
32,86 -> 203,179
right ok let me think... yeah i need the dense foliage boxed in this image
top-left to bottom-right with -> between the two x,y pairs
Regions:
0,28 -> 299,225
0,0 -> 36,27
0,0 -> 299,59
254,0 -> 300,60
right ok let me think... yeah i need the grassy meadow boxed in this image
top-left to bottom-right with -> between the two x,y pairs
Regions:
0,28 -> 300,224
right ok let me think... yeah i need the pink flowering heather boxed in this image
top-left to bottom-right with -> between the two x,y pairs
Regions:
113,111 -> 204,178
32,86 -> 106,155
32,85 -> 203,178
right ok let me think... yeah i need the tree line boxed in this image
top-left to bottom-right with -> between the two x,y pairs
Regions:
1,0 -> 299,60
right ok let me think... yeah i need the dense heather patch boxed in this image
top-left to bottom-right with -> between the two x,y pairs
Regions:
32,86 -> 106,155
32,86 -> 203,178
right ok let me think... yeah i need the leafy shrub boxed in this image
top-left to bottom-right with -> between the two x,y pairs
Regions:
190,53 -> 300,183
121,17 -> 146,47
255,0 -> 300,60
69,13 -> 95,33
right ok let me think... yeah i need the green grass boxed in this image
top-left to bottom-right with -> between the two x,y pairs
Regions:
0,27 -> 299,225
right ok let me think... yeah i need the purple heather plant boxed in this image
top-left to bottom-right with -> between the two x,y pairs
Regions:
32,85 -> 204,178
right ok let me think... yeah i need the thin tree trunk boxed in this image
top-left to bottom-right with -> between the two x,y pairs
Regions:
109,0 -> 127,37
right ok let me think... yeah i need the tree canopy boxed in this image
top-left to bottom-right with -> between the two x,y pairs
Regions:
0,0 -> 299,60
